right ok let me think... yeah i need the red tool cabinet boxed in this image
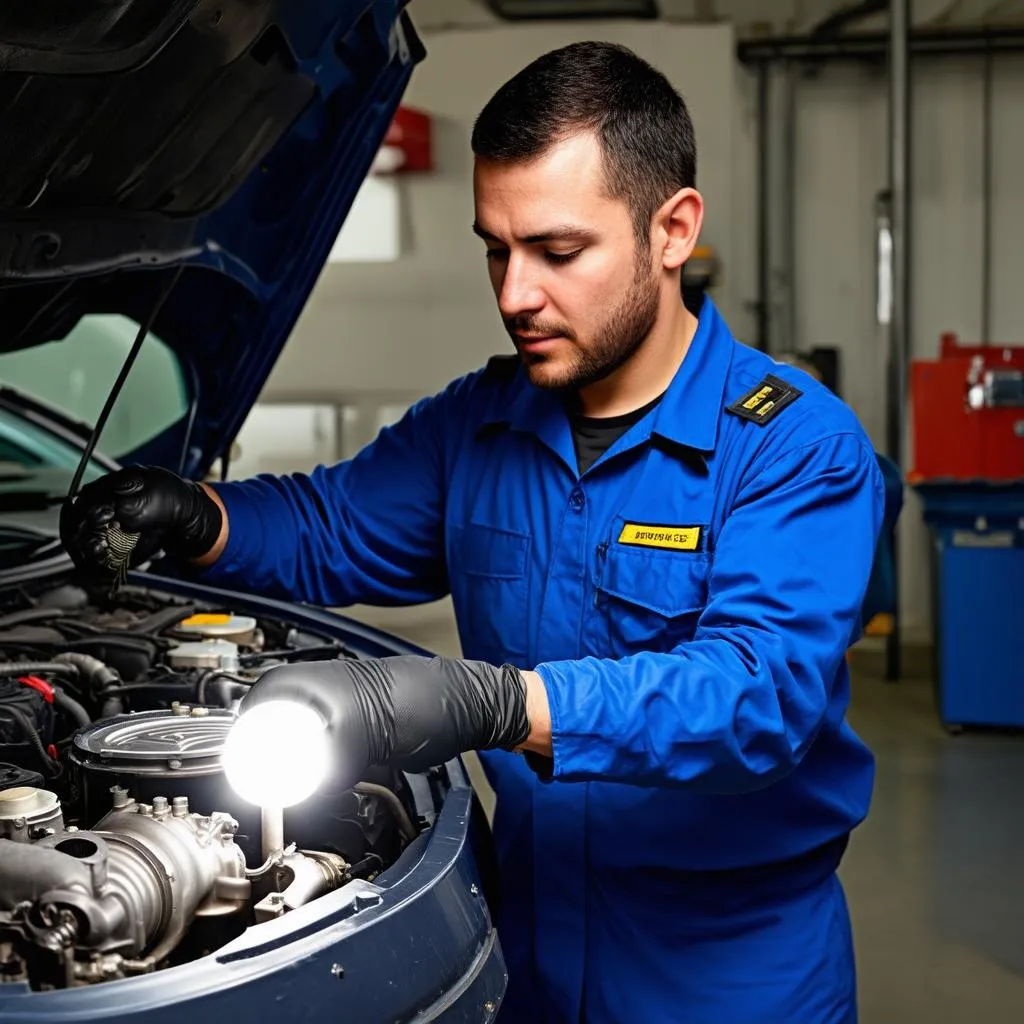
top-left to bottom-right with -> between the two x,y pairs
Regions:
909,333 -> 1024,483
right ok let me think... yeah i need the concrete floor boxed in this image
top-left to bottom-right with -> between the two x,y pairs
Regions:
346,601 -> 1024,1022
842,643 -> 1024,1022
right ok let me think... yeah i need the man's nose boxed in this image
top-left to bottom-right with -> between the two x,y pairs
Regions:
497,254 -> 544,319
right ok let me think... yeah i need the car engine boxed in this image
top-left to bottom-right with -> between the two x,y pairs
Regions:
0,581 -> 422,991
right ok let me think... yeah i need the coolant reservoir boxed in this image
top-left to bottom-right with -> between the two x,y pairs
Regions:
178,613 -> 257,646
168,639 -> 240,671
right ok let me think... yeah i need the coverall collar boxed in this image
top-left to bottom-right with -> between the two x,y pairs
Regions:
647,295 -> 733,454
494,296 -> 734,469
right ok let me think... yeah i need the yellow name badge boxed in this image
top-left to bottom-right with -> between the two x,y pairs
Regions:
618,523 -> 702,552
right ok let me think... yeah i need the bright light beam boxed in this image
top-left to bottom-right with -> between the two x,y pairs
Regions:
222,701 -> 329,809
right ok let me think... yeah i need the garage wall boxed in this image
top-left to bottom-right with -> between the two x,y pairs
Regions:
790,56 -> 1024,444
786,55 -> 1024,637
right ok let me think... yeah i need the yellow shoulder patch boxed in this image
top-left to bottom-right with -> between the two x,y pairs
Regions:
726,374 -> 803,425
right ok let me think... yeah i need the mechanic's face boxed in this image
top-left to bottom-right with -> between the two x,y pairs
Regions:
473,132 -> 660,392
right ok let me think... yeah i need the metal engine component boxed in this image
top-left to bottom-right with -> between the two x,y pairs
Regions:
253,848 -> 350,923
69,708 -> 287,864
68,707 -> 245,830
0,785 -> 63,841
71,708 -> 235,779
0,787 -> 248,980
167,638 -> 240,671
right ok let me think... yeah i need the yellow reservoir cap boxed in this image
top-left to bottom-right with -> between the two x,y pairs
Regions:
181,613 -> 233,627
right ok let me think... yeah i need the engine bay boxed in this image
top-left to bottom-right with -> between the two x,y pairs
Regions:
0,580 -> 426,991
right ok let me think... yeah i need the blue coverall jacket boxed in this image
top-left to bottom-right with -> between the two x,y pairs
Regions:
205,298 -> 885,1023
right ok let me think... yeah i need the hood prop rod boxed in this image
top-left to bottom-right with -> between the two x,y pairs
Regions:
63,265 -> 184,593
66,264 -> 184,501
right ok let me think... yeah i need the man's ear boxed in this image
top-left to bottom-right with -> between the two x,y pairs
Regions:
653,187 -> 704,271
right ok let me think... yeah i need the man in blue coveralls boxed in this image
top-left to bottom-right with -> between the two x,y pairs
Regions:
63,42 -> 885,1024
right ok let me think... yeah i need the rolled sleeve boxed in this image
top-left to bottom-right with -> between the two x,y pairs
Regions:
204,478 -> 270,578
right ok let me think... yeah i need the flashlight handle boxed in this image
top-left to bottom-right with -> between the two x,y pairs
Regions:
261,805 -> 285,862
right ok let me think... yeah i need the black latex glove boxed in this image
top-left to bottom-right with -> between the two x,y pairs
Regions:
239,656 -> 531,787
59,466 -> 223,582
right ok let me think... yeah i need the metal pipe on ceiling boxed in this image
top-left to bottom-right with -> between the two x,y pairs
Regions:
808,0 -> 889,39
737,26 -> 1024,64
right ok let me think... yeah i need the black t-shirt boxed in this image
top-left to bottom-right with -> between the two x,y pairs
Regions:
570,392 -> 665,474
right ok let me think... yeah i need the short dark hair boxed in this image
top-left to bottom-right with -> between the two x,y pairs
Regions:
471,41 -> 696,248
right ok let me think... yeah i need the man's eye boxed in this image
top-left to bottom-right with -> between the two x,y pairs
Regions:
484,249 -> 509,262
545,249 -> 583,265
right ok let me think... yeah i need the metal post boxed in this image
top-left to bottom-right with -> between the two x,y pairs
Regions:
981,44 -> 994,344
886,0 -> 910,681
781,62 -> 797,353
756,61 -> 771,352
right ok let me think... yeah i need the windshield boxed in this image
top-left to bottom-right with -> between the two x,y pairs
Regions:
0,405 -> 107,503
0,313 -> 189,471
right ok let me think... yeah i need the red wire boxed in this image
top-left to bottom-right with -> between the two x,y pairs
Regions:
17,675 -> 55,704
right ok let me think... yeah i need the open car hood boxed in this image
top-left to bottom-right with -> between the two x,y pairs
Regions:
0,1 -> 423,479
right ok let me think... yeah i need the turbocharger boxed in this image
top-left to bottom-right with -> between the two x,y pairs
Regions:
0,786 -> 249,982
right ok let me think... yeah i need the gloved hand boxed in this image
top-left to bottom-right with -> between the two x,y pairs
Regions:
59,466 -> 223,581
239,655 -> 531,787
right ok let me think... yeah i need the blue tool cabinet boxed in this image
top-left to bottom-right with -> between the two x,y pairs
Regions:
916,484 -> 1024,729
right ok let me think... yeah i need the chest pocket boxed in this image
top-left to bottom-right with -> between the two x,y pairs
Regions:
449,523 -> 531,665
597,544 -> 709,655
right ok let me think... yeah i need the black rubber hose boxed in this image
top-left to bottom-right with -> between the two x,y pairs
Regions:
0,608 -> 66,629
132,604 -> 196,636
210,678 -> 251,709
238,645 -> 342,665
53,652 -> 119,691
0,706 -> 60,776
196,671 -> 252,706
52,687 -> 90,729
101,695 -> 124,718
100,683 -> 191,695
0,661 -> 80,681
53,619 -> 102,637
352,782 -> 417,842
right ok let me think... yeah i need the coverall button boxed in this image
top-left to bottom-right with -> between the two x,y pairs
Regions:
569,488 -> 585,512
